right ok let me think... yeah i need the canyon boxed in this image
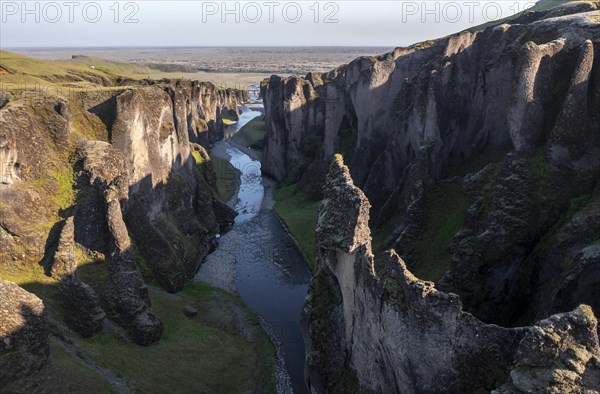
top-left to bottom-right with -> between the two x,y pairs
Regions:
1,0 -> 600,393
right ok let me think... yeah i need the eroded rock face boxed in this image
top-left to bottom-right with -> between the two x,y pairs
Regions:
495,305 -> 600,394
265,3 -> 600,328
0,96 -> 76,261
303,157 -> 600,393
1,81 -> 241,294
316,156 -> 372,254
262,6 -> 600,212
108,84 -> 237,292
0,281 -> 49,384
0,125 -> 19,185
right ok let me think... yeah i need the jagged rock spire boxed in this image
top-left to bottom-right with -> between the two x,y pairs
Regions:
316,154 -> 372,254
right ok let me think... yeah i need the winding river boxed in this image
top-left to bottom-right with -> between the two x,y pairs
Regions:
195,105 -> 311,394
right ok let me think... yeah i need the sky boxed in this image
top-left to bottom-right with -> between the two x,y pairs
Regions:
1,1 -> 540,48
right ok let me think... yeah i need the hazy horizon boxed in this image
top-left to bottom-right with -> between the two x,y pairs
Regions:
1,1 -> 540,48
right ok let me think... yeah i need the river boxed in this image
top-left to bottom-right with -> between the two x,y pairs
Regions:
195,106 -> 311,394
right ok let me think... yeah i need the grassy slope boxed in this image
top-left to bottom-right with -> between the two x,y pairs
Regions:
373,150 -> 509,281
3,341 -> 114,394
80,284 -> 275,393
1,50 -> 270,90
232,116 -> 267,148
1,50 -> 140,89
373,182 -> 469,283
273,184 -> 321,271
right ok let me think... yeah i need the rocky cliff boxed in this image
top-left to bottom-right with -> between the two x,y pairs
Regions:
302,157 -> 600,393
263,1 -> 600,328
262,2 -> 599,205
0,79 -> 247,347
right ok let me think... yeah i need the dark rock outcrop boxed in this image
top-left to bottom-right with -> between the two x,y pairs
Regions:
50,217 -> 78,280
48,216 -> 105,338
303,157 -> 600,393
60,279 -> 105,339
103,181 -> 164,346
0,281 -> 49,383
316,155 -> 371,253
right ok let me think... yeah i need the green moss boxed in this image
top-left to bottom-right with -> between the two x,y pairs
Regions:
231,116 -> 266,148
51,165 -> 76,210
150,211 -> 201,275
273,183 -> 321,271
301,133 -> 323,158
413,182 -> 469,282
221,111 -> 237,126
336,116 -> 356,163
0,263 -> 61,309
210,155 -> 239,202
567,194 -> 593,217
76,258 -> 110,293
447,149 -> 509,178
528,150 -> 554,179
191,150 -> 205,167
415,40 -> 437,48
372,210 -> 404,255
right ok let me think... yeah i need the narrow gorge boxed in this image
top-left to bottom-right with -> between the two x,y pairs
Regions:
1,1 -> 600,393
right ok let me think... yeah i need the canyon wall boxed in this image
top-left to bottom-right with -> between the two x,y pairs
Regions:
262,3 -> 600,210
0,80 -> 247,344
303,157 -> 600,393
263,2 -> 600,327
